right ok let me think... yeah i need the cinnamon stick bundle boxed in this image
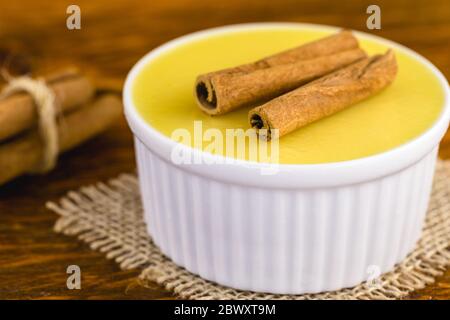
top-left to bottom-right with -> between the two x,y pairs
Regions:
0,68 -> 94,141
249,50 -> 397,139
195,30 -> 364,115
0,94 -> 121,185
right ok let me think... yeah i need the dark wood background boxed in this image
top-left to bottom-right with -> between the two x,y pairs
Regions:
0,0 -> 449,299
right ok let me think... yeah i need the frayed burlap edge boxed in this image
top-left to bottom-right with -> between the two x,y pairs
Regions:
47,160 -> 450,300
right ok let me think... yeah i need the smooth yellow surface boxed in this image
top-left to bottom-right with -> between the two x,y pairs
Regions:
132,27 -> 445,164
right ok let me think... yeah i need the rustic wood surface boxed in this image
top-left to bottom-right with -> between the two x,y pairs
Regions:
0,0 -> 449,300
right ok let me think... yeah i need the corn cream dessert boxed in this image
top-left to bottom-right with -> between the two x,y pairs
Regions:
132,27 -> 445,164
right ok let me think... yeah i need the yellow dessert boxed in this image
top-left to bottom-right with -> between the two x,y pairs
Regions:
132,26 -> 445,164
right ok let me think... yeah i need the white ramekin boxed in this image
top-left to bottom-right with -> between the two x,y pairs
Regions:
124,23 -> 450,294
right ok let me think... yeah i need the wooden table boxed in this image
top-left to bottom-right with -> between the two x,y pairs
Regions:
0,0 -> 449,299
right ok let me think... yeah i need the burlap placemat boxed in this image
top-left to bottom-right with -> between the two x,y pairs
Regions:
47,160 -> 450,299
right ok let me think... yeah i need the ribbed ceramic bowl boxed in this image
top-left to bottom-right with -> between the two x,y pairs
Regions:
124,23 -> 450,294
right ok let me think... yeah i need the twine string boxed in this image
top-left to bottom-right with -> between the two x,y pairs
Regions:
0,75 -> 58,173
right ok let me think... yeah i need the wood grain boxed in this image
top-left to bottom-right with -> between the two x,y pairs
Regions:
0,0 -> 449,299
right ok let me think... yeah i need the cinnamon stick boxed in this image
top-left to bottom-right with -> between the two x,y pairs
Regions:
249,50 -> 398,139
0,94 -> 121,185
0,68 -> 94,142
195,30 -> 362,115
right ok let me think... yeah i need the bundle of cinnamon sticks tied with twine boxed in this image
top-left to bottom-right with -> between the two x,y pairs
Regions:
195,30 -> 398,139
0,67 -> 122,185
